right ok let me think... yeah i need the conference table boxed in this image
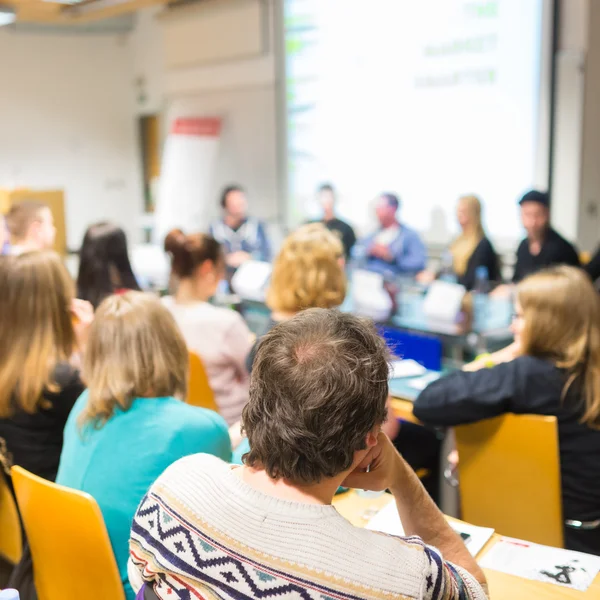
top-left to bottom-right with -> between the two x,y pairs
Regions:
239,281 -> 513,366
332,491 -> 600,600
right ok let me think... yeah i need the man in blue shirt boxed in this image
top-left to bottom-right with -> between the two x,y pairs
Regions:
209,185 -> 271,271
358,193 -> 426,277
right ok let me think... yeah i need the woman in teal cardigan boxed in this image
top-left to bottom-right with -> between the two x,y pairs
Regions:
57,292 -> 231,600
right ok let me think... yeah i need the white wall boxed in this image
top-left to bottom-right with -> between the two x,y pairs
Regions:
0,29 -> 143,248
155,0 -> 279,222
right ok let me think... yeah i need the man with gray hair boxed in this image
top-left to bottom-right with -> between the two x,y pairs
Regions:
129,308 -> 487,600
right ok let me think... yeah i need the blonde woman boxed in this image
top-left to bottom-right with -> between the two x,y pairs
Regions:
0,251 -> 91,483
56,292 -> 232,600
419,195 -> 498,290
414,266 -> 600,555
266,222 -> 347,321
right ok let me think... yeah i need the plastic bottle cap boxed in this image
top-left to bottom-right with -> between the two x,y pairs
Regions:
0,590 -> 20,600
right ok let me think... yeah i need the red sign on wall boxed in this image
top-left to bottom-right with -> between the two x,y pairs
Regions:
171,117 -> 222,137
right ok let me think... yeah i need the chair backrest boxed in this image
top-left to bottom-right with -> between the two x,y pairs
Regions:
11,466 -> 125,600
0,470 -> 22,565
187,351 -> 219,412
455,413 -> 563,547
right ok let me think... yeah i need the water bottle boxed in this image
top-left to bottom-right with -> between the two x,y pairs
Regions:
439,250 -> 457,283
0,589 -> 20,600
472,266 -> 490,331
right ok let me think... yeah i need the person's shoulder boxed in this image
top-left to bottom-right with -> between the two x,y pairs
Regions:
512,355 -> 562,379
548,227 -> 576,249
332,217 -> 352,229
162,398 -> 227,427
478,236 -> 496,252
156,452 -> 230,489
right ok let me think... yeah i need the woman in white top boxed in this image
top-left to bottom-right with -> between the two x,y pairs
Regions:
163,229 -> 253,425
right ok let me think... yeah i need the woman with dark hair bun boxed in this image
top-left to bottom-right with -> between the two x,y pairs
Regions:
162,229 -> 253,425
77,222 -> 141,308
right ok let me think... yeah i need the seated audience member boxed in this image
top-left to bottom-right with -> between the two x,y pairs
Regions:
358,193 -> 426,277
77,222 -> 141,308
128,309 -> 487,600
512,190 -> 579,283
418,196 -> 499,290
0,251 -> 90,484
5,201 -> 56,254
162,229 -> 253,425
414,266 -> 600,556
209,184 -> 271,272
313,183 -> 357,259
264,222 -> 346,327
57,292 -> 232,600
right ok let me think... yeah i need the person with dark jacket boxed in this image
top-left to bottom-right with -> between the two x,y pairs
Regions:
512,190 -> 579,283
417,195 -> 499,290
414,266 -> 600,556
313,183 -> 357,259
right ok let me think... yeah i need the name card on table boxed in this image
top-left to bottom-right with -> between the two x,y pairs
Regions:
422,280 -> 466,324
352,270 -> 393,322
231,260 -> 272,302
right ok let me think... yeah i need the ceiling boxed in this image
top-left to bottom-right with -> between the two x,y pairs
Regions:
4,0 -> 171,24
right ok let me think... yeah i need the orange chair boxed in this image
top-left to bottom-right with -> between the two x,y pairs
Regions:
455,413 -> 563,547
187,351 -> 219,412
11,466 -> 125,600
0,470 -> 22,565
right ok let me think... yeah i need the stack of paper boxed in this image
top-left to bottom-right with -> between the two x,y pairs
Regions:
389,359 -> 426,379
366,500 -> 494,558
479,536 -> 600,592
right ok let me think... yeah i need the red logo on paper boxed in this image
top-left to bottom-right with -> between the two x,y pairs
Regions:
171,117 -> 221,137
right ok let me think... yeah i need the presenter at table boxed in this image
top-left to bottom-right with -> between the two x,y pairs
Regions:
357,193 -> 426,277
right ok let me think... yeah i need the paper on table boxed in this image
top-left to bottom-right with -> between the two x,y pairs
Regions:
479,536 -> 600,592
408,372 -> 441,391
365,498 -> 404,536
365,500 -> 494,558
451,521 -> 495,558
389,359 -> 426,379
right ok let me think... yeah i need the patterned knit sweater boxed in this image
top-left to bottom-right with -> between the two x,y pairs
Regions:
128,454 -> 487,600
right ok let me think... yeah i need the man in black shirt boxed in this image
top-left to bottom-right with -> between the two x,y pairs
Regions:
512,190 -> 580,282
314,183 -> 357,259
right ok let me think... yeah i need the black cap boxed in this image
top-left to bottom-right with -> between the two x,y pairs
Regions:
519,190 -> 549,208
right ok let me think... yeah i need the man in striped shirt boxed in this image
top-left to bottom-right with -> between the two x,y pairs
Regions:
129,309 -> 488,600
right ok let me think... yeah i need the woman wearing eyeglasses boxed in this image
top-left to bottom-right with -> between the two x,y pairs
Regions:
413,265 -> 600,556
